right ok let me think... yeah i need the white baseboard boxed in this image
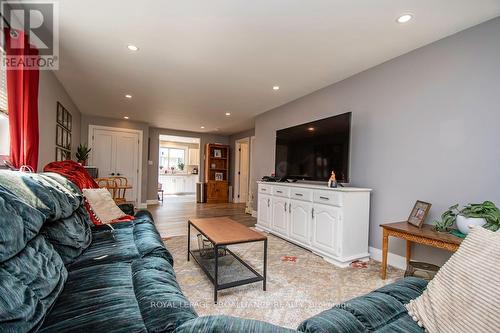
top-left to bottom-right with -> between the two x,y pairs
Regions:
137,202 -> 148,209
251,210 -> 257,218
369,246 -> 407,270
146,199 -> 159,206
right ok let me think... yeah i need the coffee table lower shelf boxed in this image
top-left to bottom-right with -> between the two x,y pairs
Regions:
187,221 -> 267,304
189,248 -> 265,303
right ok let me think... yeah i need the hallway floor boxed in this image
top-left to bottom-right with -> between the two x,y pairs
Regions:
148,197 -> 256,239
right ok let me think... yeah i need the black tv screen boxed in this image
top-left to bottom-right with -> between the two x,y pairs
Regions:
275,112 -> 351,182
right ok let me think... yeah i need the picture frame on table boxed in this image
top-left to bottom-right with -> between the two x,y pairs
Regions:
213,149 -> 222,158
407,200 -> 432,228
215,172 -> 223,181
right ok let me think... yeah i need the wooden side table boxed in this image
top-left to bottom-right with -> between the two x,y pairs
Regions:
380,222 -> 463,279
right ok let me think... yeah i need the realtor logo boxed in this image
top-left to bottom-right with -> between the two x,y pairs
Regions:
1,0 -> 59,70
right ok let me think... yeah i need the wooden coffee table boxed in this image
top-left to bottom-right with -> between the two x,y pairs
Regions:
187,217 -> 268,303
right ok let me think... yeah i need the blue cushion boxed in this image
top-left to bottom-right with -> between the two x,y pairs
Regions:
0,185 -> 46,262
40,257 -> 196,333
0,171 -> 81,222
0,235 -> 67,333
297,278 -> 427,333
41,206 -> 93,265
68,216 -> 172,270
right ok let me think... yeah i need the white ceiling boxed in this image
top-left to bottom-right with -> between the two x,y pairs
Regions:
54,0 -> 500,135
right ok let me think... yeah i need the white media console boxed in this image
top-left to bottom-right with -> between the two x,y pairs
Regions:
256,181 -> 372,267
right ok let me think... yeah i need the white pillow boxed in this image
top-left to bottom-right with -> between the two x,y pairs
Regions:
406,226 -> 500,333
82,188 -> 126,224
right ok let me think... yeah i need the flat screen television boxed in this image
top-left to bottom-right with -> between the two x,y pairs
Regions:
275,112 -> 351,182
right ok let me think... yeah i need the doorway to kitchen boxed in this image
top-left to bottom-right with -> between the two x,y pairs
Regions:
158,135 -> 200,204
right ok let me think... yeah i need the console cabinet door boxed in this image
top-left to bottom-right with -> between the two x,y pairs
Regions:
289,199 -> 312,245
311,203 -> 340,256
257,194 -> 271,228
271,197 -> 289,236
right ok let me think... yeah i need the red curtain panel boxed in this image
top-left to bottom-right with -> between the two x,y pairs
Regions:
4,29 -> 40,171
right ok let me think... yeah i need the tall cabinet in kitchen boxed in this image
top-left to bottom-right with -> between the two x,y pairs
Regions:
204,143 -> 230,203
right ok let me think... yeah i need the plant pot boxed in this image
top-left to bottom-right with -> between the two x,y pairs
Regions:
78,160 -> 87,166
456,214 -> 486,234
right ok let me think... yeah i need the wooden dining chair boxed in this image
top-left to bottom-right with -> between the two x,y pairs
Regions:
157,183 -> 164,203
95,177 -> 114,189
109,176 -> 129,204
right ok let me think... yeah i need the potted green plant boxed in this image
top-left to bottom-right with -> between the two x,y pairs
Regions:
433,201 -> 500,234
178,162 -> 185,171
76,144 -> 91,166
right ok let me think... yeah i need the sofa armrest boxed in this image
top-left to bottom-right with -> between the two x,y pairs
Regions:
174,315 -> 297,333
118,203 -> 135,216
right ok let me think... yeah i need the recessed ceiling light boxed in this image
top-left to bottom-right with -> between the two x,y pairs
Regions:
273,86 -> 280,91
307,127 -> 315,131
125,94 -> 132,99
225,112 -> 231,116
397,14 -> 413,23
127,44 -> 139,51
200,126 -> 205,129
123,116 -> 129,120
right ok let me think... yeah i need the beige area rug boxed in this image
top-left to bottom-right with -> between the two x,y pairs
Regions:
164,233 -> 403,329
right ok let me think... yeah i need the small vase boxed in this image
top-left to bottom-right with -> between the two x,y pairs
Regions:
456,215 -> 486,234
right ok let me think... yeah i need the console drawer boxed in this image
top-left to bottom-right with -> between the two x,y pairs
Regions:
290,188 -> 313,201
273,186 -> 290,198
313,190 -> 343,206
259,184 -> 273,194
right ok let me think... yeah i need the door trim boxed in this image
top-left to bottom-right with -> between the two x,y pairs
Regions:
88,125 -> 143,205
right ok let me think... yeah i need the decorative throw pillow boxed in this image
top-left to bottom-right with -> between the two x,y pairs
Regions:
406,226 -> 500,333
82,188 -> 127,224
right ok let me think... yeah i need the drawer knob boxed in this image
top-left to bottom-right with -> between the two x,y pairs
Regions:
295,193 -> 303,196
319,196 -> 329,200
277,190 -> 283,193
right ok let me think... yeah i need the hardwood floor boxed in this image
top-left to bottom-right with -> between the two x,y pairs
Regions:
148,195 -> 256,238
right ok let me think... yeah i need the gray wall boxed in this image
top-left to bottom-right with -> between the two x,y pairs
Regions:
229,129 -> 255,187
254,17 -> 500,265
80,115 -> 149,204
38,71 -> 81,170
147,127 -> 229,200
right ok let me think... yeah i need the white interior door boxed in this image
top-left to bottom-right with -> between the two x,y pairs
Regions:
114,132 -> 139,202
92,129 -> 114,177
90,127 -> 141,204
234,139 -> 250,203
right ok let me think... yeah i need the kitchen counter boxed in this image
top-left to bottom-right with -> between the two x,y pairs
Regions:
159,174 -> 199,194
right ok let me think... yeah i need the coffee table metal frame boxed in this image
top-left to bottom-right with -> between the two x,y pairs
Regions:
187,220 -> 267,304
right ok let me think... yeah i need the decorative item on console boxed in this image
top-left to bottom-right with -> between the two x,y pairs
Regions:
328,170 -> 337,188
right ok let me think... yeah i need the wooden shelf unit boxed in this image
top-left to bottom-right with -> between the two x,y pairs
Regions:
204,143 -> 230,203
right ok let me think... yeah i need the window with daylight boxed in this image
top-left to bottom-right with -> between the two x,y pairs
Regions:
159,147 -> 186,172
0,52 -> 9,157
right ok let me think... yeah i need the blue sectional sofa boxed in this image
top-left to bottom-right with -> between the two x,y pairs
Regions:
0,171 -> 427,333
